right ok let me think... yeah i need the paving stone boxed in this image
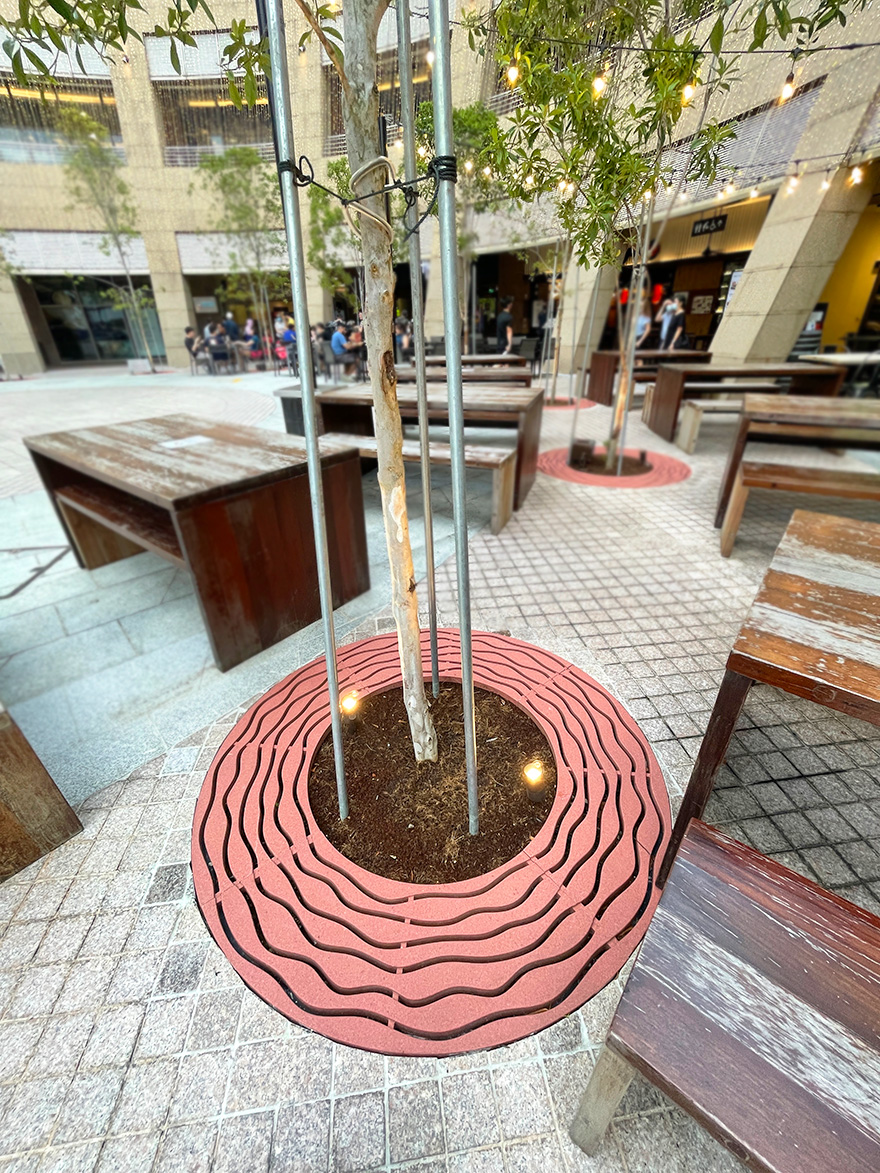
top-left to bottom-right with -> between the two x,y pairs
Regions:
0,921 -> 46,970
446,1151 -> 505,1173
214,1110 -> 273,1173
80,1003 -> 144,1070
14,881 -> 72,923
442,1071 -> 500,1151
78,911 -> 135,960
154,1121 -> 218,1173
156,943 -> 207,995
185,988 -> 243,1052
27,1012 -> 94,1078
388,1080 -> 444,1163
52,1068 -> 124,1144
134,994 -> 195,1059
835,839 -> 880,882
54,957 -> 116,1014
226,1036 -> 332,1112
537,1012 -> 586,1055
272,1098 -> 330,1172
544,1049 -> 597,1125
332,1091 -> 386,1173
109,1059 -> 178,1134
385,1055 -> 438,1084
0,1020 -> 44,1081
0,1075 -> 70,1155
145,864 -> 188,906
167,1049 -> 232,1123
235,992 -> 289,1043
800,846 -> 857,888
8,962 -> 68,1018
125,905 -> 179,953
37,1140 -> 103,1172
332,1043 -> 385,1096
105,950 -> 163,1004
492,1061 -> 555,1140
505,1135 -> 568,1173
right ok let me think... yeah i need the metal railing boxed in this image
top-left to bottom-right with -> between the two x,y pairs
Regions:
163,141 -> 275,167
0,137 -> 126,165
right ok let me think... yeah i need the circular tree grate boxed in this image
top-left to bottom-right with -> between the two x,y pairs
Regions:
538,445 -> 691,488
192,631 -> 670,1056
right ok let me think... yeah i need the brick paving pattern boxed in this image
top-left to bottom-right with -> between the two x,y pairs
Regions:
0,390 -> 878,1170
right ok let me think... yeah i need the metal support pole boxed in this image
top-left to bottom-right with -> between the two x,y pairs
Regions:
397,0 -> 439,698
566,258 -> 582,405
617,203 -> 654,474
427,0 -> 479,835
257,0 -> 348,818
540,240 -> 560,397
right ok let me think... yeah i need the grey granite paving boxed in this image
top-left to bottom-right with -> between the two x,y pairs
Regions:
1,373 -> 879,1169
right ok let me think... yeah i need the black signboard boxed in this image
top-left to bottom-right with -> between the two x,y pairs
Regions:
691,214 -> 728,238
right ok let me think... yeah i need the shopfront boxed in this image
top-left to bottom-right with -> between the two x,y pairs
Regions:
817,195 -> 880,351
615,195 -> 773,349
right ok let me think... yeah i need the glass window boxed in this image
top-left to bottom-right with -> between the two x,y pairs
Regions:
324,40 -> 432,156
0,75 -> 121,164
154,78 -> 273,166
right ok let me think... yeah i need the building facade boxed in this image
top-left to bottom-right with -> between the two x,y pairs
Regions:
1,1 -> 879,375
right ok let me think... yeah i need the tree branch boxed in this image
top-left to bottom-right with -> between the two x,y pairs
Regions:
292,0 -> 350,98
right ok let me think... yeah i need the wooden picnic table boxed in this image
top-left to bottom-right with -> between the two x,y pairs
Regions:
315,384 -> 543,510
24,415 -> 369,671
395,366 -> 533,385
715,394 -> 880,527
424,353 -> 529,367
660,509 -> 880,881
645,362 -> 846,442
799,349 -> 880,393
588,349 -> 711,406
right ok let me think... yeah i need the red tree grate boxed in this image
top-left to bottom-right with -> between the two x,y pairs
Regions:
192,631 -> 670,1056
544,399 -> 597,412
538,445 -> 692,488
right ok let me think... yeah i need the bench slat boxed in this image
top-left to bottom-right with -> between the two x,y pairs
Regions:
741,461 -> 880,497
324,432 -> 514,470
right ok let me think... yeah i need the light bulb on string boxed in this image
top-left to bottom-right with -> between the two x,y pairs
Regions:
682,81 -> 696,106
851,164 -> 863,184
780,72 -> 795,102
592,69 -> 608,97
750,187 -> 759,199
426,50 -> 435,66
725,181 -> 736,196
507,62 -> 519,86
464,159 -> 474,173
821,171 -> 832,190
483,165 -> 492,178
525,173 -> 535,187
678,189 -> 688,201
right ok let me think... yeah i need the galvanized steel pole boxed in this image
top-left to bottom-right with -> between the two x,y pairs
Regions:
397,0 -> 439,698
427,0 -> 480,834
257,0 -> 348,818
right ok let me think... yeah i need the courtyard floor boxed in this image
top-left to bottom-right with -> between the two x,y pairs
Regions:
1,364 -> 879,1172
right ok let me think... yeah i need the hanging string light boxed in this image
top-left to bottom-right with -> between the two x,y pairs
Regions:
850,164 -> 864,184
750,187 -> 759,198
507,62 -> 519,86
821,171 -> 832,190
464,159 -> 474,173
592,67 -> 608,97
724,180 -> 736,195
780,71 -> 796,102
682,81 -> 697,106
426,50 -> 435,67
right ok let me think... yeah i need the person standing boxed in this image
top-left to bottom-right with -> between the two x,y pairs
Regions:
223,312 -> 240,342
656,293 -> 683,350
496,297 -> 515,354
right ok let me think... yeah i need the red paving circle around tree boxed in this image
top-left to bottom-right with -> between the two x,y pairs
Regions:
543,399 -> 597,411
538,445 -> 692,488
192,630 -> 670,1056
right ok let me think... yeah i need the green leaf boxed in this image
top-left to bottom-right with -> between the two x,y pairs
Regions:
751,9 -> 768,48
169,38 -> 180,73
709,17 -> 724,56
18,0 -> 29,26
10,48 -> 26,86
45,0 -> 75,19
227,76 -> 242,109
244,71 -> 256,106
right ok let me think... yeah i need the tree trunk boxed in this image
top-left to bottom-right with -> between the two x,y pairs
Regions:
343,0 -> 437,762
121,260 -> 155,373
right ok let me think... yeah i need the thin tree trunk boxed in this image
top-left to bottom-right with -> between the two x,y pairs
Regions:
121,259 -> 155,372
344,0 -> 437,762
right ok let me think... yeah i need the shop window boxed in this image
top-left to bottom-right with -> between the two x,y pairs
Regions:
153,78 -> 273,167
29,275 -> 164,364
0,75 -> 121,165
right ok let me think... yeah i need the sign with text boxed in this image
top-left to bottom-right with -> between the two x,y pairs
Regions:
691,214 -> 728,238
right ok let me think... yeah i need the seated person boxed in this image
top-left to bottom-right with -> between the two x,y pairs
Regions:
184,326 -> 209,364
331,322 -> 359,376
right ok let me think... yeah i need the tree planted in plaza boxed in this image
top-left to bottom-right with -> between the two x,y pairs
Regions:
59,107 -> 157,370
195,145 -> 289,337
469,0 -> 867,468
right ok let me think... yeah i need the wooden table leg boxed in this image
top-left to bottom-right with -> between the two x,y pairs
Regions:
715,415 -> 750,528
514,398 -> 543,510
658,668 -> 753,886
644,369 -> 685,442
569,1044 -> 635,1155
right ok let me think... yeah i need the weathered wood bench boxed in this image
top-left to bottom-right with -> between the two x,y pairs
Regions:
323,431 -> 516,535
720,460 -> 880,556
1,701 -> 82,879
570,819 -> 880,1172
673,383 -> 778,453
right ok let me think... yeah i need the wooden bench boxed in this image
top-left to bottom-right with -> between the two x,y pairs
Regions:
570,819 -> 880,1172
324,431 -> 516,535
1,702 -> 82,879
675,398 -> 744,453
720,460 -> 880,556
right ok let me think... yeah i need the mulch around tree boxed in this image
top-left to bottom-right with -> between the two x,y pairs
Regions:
569,441 -> 652,476
309,683 -> 557,884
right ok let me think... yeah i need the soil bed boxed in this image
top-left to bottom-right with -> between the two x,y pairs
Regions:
309,683 -> 557,884
569,442 -> 652,477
